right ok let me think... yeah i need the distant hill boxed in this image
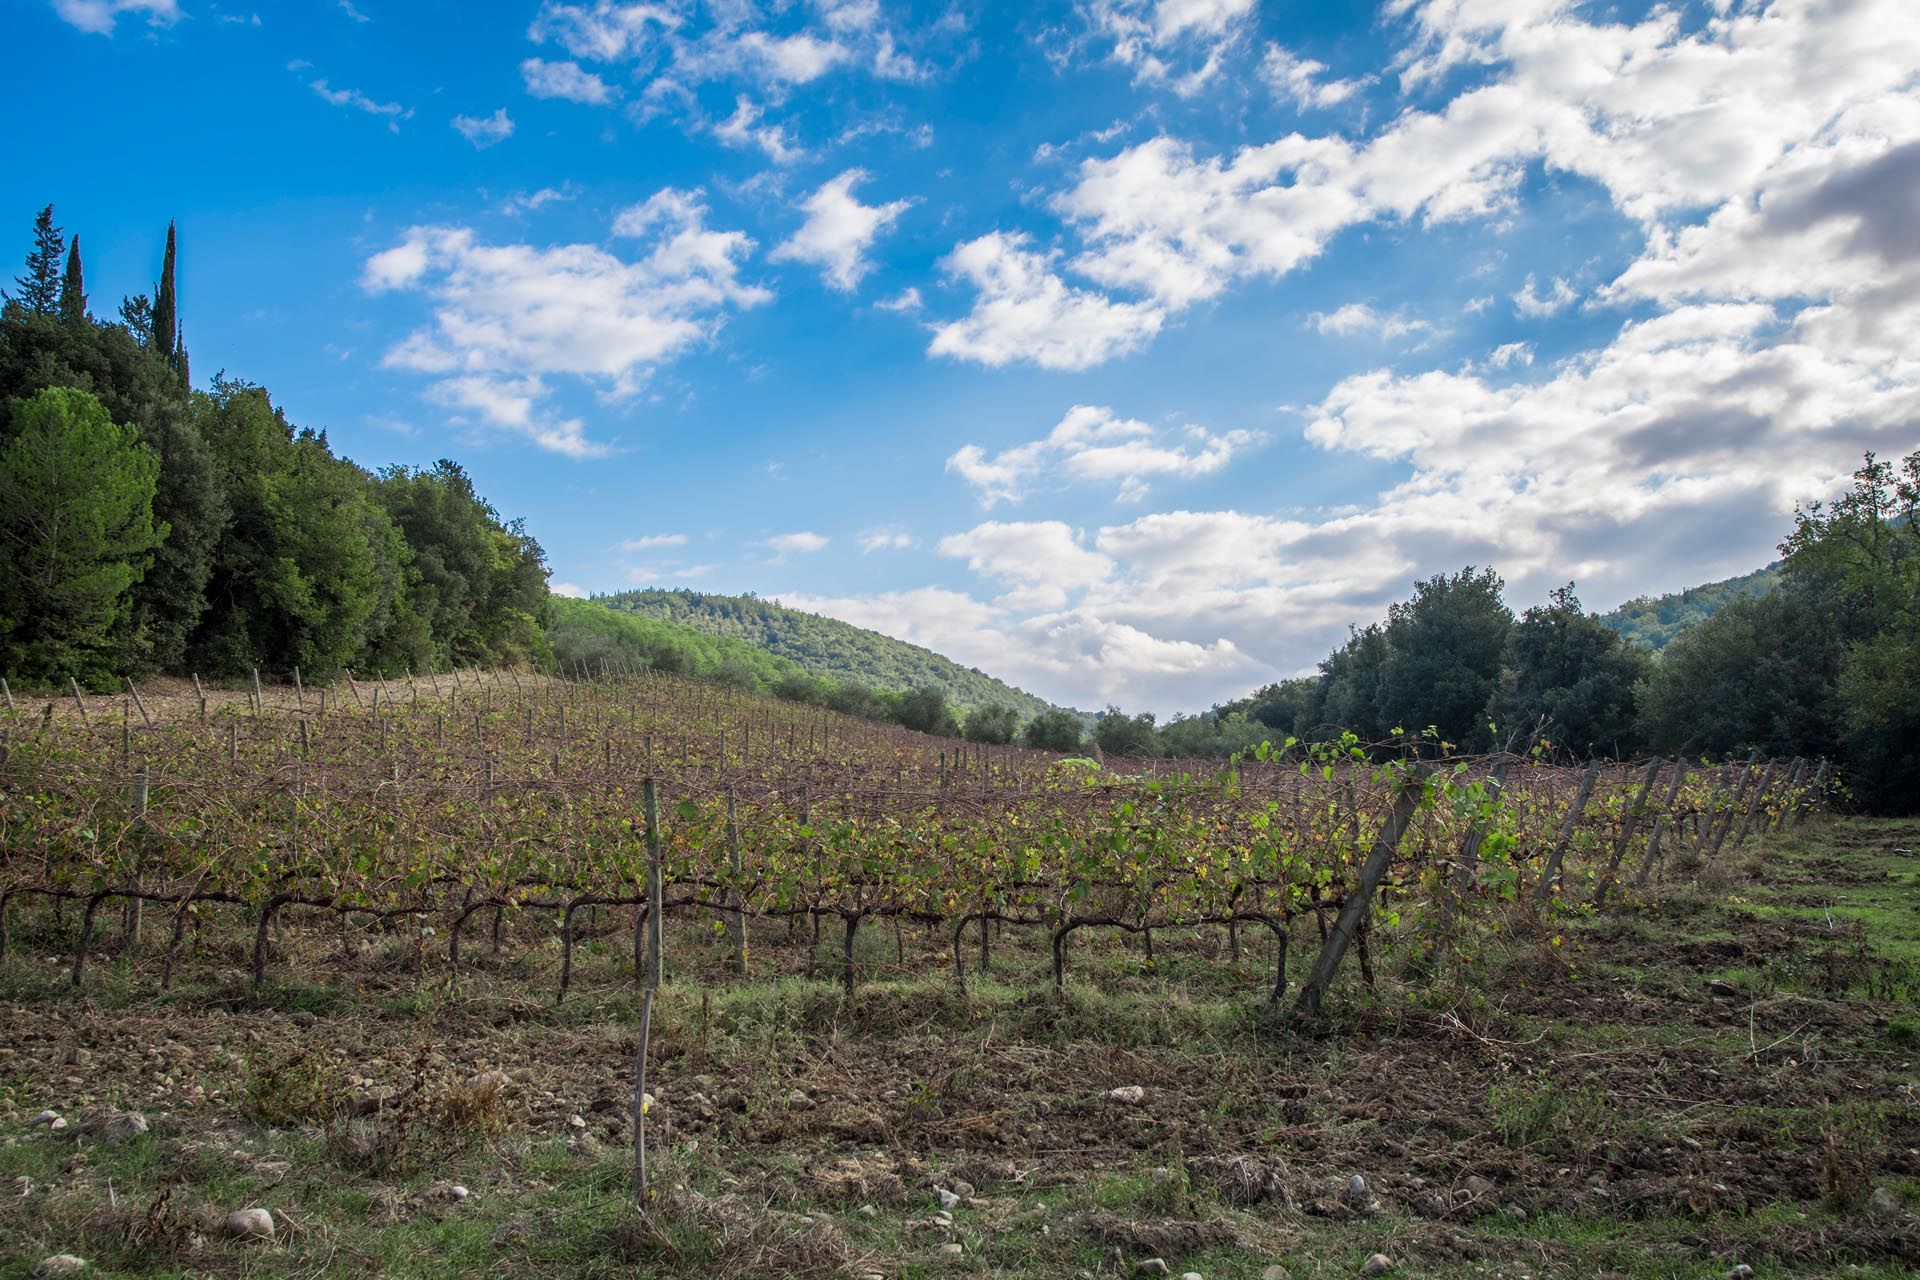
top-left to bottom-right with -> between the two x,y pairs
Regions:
595,589 -> 1067,720
1601,564 -> 1782,652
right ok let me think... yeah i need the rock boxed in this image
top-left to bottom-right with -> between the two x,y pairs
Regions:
938,1242 -> 964,1256
1707,978 -> 1740,998
566,1114 -> 588,1131
448,1185 -> 470,1201
1361,1255 -> 1393,1277
1106,1086 -> 1148,1105
225,1208 -> 275,1240
1261,1269 -> 1290,1280
936,1186 -> 961,1209
1727,1267 -> 1754,1280
466,1070 -> 510,1094
12,1176 -> 33,1196
1463,1174 -> 1494,1198
29,1110 -> 62,1127
1868,1187 -> 1904,1218
787,1089 -> 814,1109
32,1257 -> 87,1278
1180,1273 -> 1204,1280
98,1112 -> 148,1143
1137,1261 -> 1171,1277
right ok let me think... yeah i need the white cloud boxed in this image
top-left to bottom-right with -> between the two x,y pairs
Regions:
937,521 -> 1115,610
1512,273 -> 1577,317
309,79 -> 413,131
1260,44 -> 1366,110
521,57 -> 617,104
765,531 -> 830,558
452,107 -> 515,148
551,581 -> 588,598
1086,0 -> 1258,97
770,169 -> 913,291
363,190 -> 768,456
709,96 -> 801,163
617,533 -> 687,551
928,232 -> 1163,371
948,404 -> 1263,507
528,2 -> 677,60
339,0 -> 369,22
857,526 -> 916,553
1308,302 -> 1429,340
50,0 -> 177,34
1481,341 -> 1533,370
875,286 -> 922,312
498,184 -> 579,216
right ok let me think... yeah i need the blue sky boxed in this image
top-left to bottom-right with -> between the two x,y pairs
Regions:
11,0 -> 1920,714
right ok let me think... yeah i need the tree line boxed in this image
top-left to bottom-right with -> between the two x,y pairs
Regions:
0,205 -> 551,687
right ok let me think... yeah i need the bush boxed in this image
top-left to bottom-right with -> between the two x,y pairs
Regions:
963,704 -> 1018,744
1023,708 -> 1086,753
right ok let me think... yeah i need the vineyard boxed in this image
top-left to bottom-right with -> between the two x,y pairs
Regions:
3,670 -> 1916,1280
0,667 -> 1821,1006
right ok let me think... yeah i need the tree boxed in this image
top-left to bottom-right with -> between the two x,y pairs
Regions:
963,703 -> 1018,744
1377,566 -> 1512,750
59,236 -> 86,325
1095,706 -> 1157,757
1486,585 -> 1649,756
0,387 -> 164,683
1313,624 -> 1389,742
1022,708 -> 1086,753
118,293 -> 153,346
7,205 -> 62,317
894,687 -> 961,737
152,221 -> 186,385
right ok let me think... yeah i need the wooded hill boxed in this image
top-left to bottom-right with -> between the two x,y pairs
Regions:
1600,564 -> 1782,652
595,589 -> 1069,721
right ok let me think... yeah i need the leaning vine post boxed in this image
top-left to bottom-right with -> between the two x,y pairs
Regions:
1534,759 -> 1601,906
1594,757 -> 1663,907
725,788 -> 747,976
632,985 -> 655,1204
1294,764 -> 1426,1018
1635,763 -> 1691,889
643,778 -> 664,991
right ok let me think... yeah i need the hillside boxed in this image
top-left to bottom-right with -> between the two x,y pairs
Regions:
1601,563 -> 1782,652
596,588 -> 1067,720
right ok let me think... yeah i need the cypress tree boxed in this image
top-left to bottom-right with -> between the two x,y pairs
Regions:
9,204 -> 64,316
152,221 -> 178,362
59,235 -> 87,324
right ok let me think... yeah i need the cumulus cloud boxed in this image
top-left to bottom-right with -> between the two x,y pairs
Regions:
1513,273 -> 1577,317
1085,0 -> 1258,97
550,581 -> 588,598
710,95 -> 801,162
765,530 -> 830,558
50,0 -> 177,34
363,189 -> 769,456
928,232 -> 1163,370
1260,44 -> 1366,110
948,404 -> 1263,507
521,57 -> 616,103
1308,302 -> 1428,340
857,526 -> 916,553
770,169 -> 913,291
937,521 -> 1114,610
452,107 -> 515,148
617,533 -> 687,551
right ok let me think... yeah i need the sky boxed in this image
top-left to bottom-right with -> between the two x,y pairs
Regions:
9,0 -> 1920,716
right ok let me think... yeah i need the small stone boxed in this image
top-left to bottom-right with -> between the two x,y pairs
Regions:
1137,1260 -> 1171,1277
12,1176 -> 32,1196
99,1112 -> 148,1143
1261,1268 -> 1290,1280
225,1207 -> 275,1240
29,1110 -> 61,1127
46,1117 -> 66,1132
1361,1255 -> 1393,1277
1105,1086 -> 1148,1105
33,1257 -> 87,1279
936,1186 -> 961,1209
1868,1186 -> 1904,1217
1463,1175 -> 1494,1197
935,1210 -> 953,1226
1727,1267 -> 1754,1280
938,1242 -> 964,1256
448,1185 -> 469,1201
1707,978 -> 1739,998
786,1089 -> 814,1109
1180,1273 -> 1204,1280
566,1114 -> 588,1131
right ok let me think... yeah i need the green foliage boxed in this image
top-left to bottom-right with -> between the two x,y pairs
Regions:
1023,707 -> 1086,753
962,703 -> 1019,744
892,686 -> 960,737
1155,709 -> 1268,758
6,204 -> 63,317
58,236 -> 85,326
0,387 -> 164,683
599,588 -> 1065,721
1488,585 -> 1649,756
547,595 -> 794,686
1095,705 -> 1158,757
1378,566 -> 1511,751
1601,564 -> 1781,652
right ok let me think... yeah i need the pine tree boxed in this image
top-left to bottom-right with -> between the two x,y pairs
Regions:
8,204 -> 64,316
152,221 -> 178,366
59,235 -> 87,324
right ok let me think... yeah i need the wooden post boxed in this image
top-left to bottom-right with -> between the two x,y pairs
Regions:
1452,758 -> 1510,895
192,672 -> 207,722
1295,766 -> 1425,1017
643,778 -> 664,990
1636,764 -> 1691,888
1791,761 -> 1828,828
632,987 -> 655,1204
250,667 -> 263,714
2,677 -> 14,710
125,765 -> 149,949
294,666 -> 304,711
726,788 -> 747,976
124,677 -> 153,729
68,677 -> 89,727
1594,757 -> 1664,907
1706,755 -> 1762,861
1729,760 -> 1780,852
1534,759 -> 1602,905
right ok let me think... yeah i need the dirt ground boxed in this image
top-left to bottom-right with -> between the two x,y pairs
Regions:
1,817 -> 1917,1279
